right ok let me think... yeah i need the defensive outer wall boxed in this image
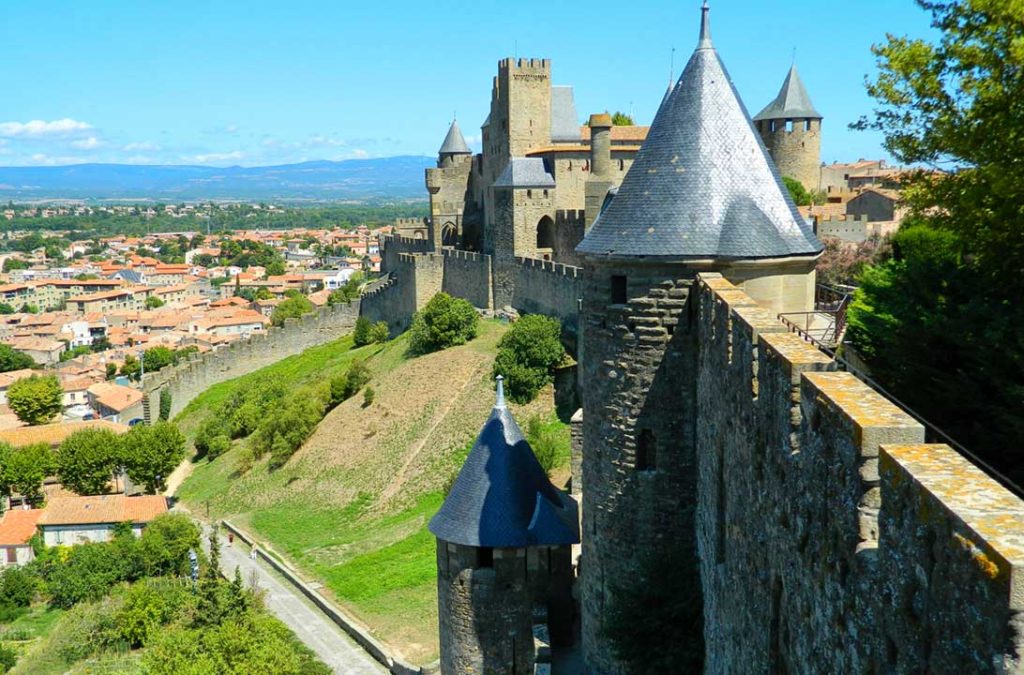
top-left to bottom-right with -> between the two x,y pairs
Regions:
362,234 -> 581,344
694,273 -> 1023,673
141,300 -> 360,422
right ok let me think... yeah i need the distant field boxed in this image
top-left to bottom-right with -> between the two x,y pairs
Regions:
176,320 -> 569,664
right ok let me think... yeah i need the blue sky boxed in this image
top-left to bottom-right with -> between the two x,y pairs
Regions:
0,1 -> 935,168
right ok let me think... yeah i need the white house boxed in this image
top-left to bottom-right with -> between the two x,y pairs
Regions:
323,268 -> 356,291
37,494 -> 168,546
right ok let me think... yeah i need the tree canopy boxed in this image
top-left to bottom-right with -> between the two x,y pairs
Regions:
121,422 -> 186,494
0,344 -> 36,373
408,293 -> 479,355
8,375 -> 62,426
57,428 -> 123,495
270,295 -> 314,327
847,0 -> 1024,483
493,315 -> 566,404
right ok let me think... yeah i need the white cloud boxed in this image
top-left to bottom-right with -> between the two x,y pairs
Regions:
187,150 -> 246,164
122,141 -> 160,152
306,135 -> 345,148
349,149 -> 369,159
27,153 -> 84,166
70,136 -> 102,150
0,118 -> 92,138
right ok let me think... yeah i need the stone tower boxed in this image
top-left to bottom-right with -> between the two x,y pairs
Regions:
429,377 -> 579,675
426,120 -> 473,250
584,113 -> 615,229
753,64 -> 823,193
575,4 -> 822,673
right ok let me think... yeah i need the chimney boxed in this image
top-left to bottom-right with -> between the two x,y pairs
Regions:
588,113 -> 613,179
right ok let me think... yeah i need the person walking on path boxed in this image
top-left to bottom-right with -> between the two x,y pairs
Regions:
250,545 -> 258,561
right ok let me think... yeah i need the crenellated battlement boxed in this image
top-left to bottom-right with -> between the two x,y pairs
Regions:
514,256 -> 580,278
694,273 -> 1024,673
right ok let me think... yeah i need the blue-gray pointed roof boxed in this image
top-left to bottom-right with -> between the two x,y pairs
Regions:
429,379 -> 579,548
493,158 -> 556,189
753,64 -> 822,122
551,86 -> 581,143
577,4 -> 822,260
439,120 -> 471,155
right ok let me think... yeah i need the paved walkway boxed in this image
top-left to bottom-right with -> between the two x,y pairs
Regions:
215,532 -> 386,675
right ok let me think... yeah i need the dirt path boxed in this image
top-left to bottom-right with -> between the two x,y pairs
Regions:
164,457 -> 195,497
378,359 -> 486,503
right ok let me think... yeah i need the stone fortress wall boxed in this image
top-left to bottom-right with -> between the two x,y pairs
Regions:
141,299 -> 360,422
693,273 -> 1024,673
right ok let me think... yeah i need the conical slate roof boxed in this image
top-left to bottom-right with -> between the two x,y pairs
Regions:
439,120 -> 471,155
753,64 -> 822,121
577,4 -> 822,260
428,377 -> 579,548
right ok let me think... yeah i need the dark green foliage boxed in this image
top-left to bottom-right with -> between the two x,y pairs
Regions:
493,314 -> 566,404
145,295 -> 165,309
848,0 -> 1024,483
138,513 -> 201,577
2,258 -> 28,273
327,360 -> 371,410
39,533 -> 143,608
0,344 -> 35,373
611,111 -> 635,126
57,428 -> 123,495
120,354 -> 141,381
327,272 -> 364,306
271,295 -> 315,327
0,304 -> 14,316
352,317 -> 372,347
362,386 -> 375,408
194,527 -> 223,627
194,376 -> 288,458
0,566 -> 38,608
59,345 -> 92,362
105,362 -> 117,380
408,292 -> 479,355
121,422 -> 186,494
0,643 -> 14,672
782,176 -> 812,206
159,388 -> 172,421
8,374 -> 62,426
368,321 -> 389,344
143,346 -> 176,372
252,392 -> 326,470
0,442 -> 56,502
603,539 -> 704,673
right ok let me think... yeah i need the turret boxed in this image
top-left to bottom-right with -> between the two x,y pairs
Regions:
753,64 -> 823,193
575,3 -> 822,672
438,119 -> 472,169
429,377 -> 579,674
583,113 -> 615,230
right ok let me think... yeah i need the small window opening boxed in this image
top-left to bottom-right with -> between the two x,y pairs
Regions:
637,429 -> 656,471
805,120 -> 812,132
476,547 -> 494,569
611,275 -> 627,304
770,120 -> 777,133
785,120 -> 794,133
527,189 -> 533,199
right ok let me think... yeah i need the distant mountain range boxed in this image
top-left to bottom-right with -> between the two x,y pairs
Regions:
0,156 -> 435,202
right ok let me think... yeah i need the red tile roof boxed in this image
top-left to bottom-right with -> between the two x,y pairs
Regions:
38,494 -> 167,526
0,509 -> 42,545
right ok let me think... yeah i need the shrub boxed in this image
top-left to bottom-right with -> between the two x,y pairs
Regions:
369,321 -> 389,344
42,537 -> 141,608
408,292 -> 478,355
7,374 -> 62,426
138,513 -> 200,577
158,388 -> 172,421
0,566 -> 37,608
493,314 -> 566,404
362,386 -> 375,408
352,316 -> 372,347
0,344 -> 35,373
270,295 -> 314,327
0,643 -> 14,672
327,360 -> 370,409
524,416 -> 567,476
251,390 -> 325,469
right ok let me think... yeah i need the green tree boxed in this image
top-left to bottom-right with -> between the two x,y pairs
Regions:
121,422 -> 186,494
105,363 -> 118,380
492,314 -> 566,404
611,111 -> 635,126
848,0 -> 1024,482
408,292 -> 479,355
120,354 -> 141,381
2,258 -> 28,273
0,442 -> 55,503
352,316 -> 372,347
782,175 -> 812,206
143,346 -> 175,373
59,345 -> 92,362
145,295 -> 165,309
57,428 -> 123,495
0,344 -> 35,372
7,375 -> 62,426
270,295 -> 314,327
138,513 -> 200,576
0,303 -> 14,315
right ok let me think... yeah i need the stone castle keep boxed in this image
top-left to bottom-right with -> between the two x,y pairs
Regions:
364,5 -> 1024,673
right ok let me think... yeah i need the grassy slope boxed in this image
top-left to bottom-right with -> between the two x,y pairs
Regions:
176,321 -> 569,664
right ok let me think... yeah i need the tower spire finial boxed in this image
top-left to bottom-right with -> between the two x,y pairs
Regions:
698,1 -> 712,50
495,375 -> 506,409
